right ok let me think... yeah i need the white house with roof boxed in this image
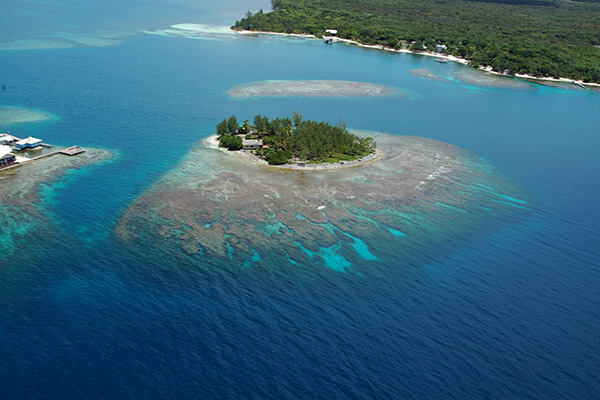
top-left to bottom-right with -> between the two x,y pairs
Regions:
242,139 -> 263,150
0,146 -> 16,167
0,133 -> 15,145
14,136 -> 42,151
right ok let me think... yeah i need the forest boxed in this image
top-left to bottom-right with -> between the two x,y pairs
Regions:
216,113 -> 376,165
233,0 -> 600,83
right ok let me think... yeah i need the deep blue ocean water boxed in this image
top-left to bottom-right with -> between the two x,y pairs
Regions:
1,1 -> 600,398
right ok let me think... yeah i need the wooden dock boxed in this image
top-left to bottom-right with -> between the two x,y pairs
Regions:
0,145 -> 85,172
60,146 -> 85,156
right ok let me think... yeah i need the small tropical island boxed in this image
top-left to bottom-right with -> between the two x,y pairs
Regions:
214,112 -> 379,167
118,129 -> 528,269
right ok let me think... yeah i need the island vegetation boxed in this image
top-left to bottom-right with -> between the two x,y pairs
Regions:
216,112 -> 376,165
233,0 -> 600,83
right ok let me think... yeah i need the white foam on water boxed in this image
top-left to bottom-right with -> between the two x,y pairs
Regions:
427,171 -> 440,180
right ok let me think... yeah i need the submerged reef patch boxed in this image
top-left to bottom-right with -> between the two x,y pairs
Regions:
116,132 -> 527,273
0,106 -> 57,126
0,148 -> 113,258
0,31 -> 134,52
410,68 -> 445,81
410,68 -> 535,90
227,80 -> 406,99
450,70 -> 535,89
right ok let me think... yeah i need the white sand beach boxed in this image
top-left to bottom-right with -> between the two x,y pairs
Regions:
236,29 -> 600,89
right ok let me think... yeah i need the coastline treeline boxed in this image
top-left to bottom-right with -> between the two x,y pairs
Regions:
233,0 -> 600,83
216,112 -> 376,165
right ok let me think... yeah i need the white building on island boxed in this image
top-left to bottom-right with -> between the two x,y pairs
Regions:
0,146 -> 16,167
14,136 -> 42,151
242,139 -> 263,150
0,133 -> 16,145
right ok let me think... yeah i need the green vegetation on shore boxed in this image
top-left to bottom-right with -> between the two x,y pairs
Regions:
233,0 -> 600,83
216,112 -> 376,165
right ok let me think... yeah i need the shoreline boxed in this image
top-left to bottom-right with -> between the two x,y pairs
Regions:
205,135 -> 384,171
236,29 -> 600,89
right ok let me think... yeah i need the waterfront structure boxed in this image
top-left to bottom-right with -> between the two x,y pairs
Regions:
14,136 -> 42,151
0,146 -> 16,167
0,134 -> 16,145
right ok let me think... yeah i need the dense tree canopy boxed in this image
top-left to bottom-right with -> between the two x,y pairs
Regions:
216,113 -> 376,165
233,0 -> 600,83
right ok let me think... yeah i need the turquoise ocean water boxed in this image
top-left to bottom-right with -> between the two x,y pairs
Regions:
1,1 -> 599,398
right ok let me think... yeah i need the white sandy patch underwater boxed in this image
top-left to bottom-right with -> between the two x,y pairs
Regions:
0,106 -> 57,126
172,24 -> 236,35
144,23 -> 236,41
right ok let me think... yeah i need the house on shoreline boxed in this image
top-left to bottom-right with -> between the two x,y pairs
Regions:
0,133 -> 16,145
0,146 -> 16,167
242,138 -> 263,150
14,136 -> 42,151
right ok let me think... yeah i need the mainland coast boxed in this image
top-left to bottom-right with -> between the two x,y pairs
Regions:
236,30 -> 600,89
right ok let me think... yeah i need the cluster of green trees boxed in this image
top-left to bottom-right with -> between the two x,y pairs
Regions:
233,0 -> 600,83
216,112 -> 376,165
219,135 -> 242,150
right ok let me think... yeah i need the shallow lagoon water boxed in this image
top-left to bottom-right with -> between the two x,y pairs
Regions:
118,132 -> 526,273
410,67 -> 536,90
1,1 -> 600,399
0,146 -> 113,256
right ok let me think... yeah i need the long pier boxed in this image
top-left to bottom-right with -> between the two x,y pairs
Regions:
0,146 -> 85,172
